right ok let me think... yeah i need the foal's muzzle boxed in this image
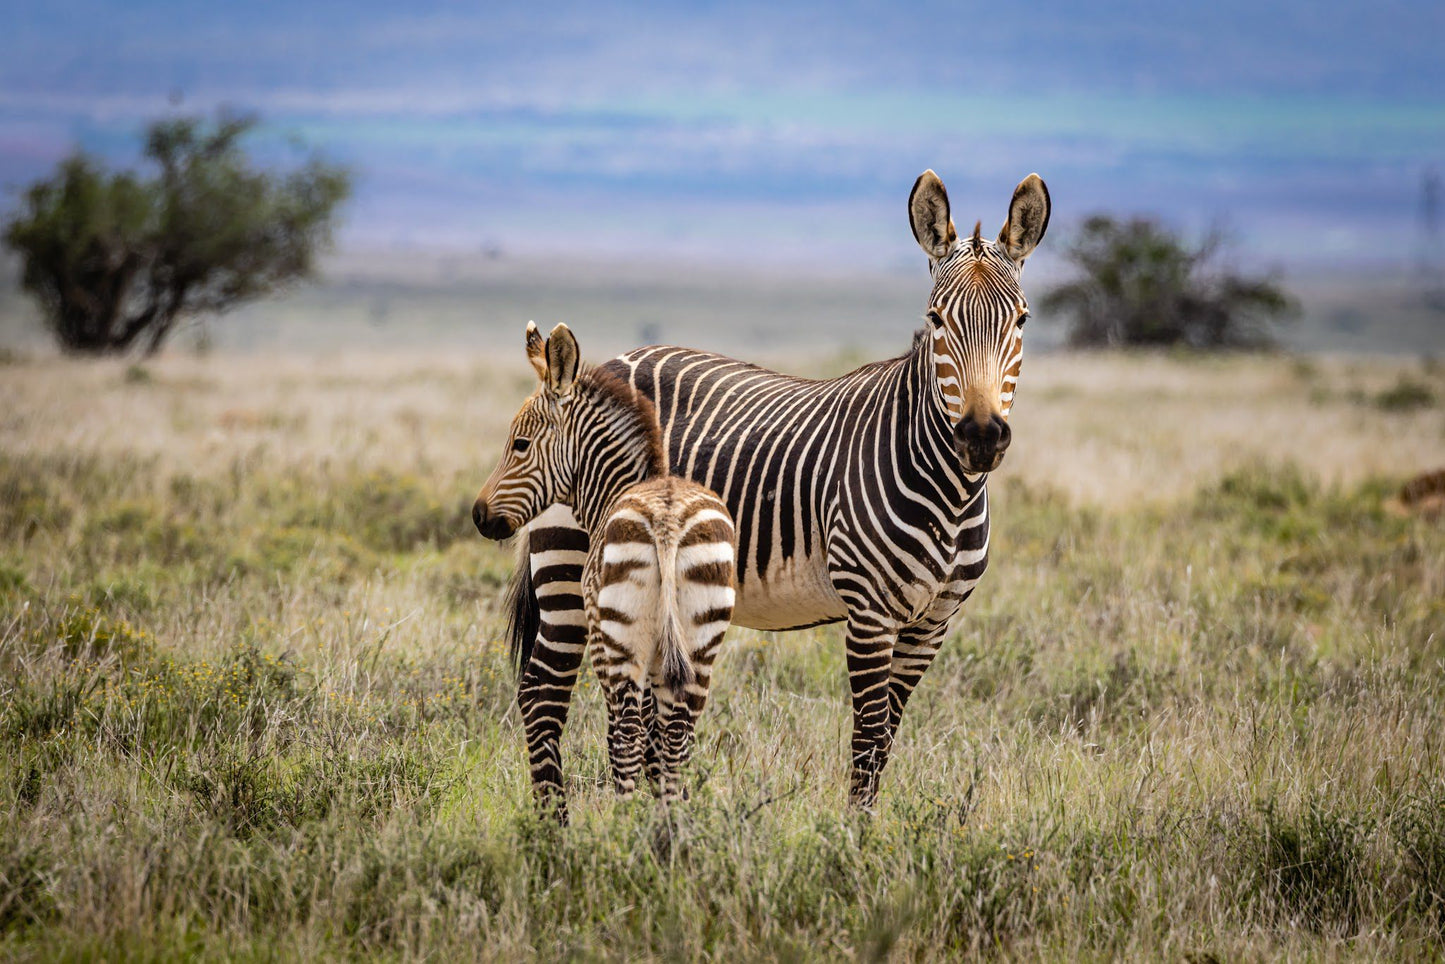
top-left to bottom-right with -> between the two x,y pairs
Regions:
472,499 -> 517,541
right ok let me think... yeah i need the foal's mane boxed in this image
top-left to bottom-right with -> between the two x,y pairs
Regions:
576,367 -> 667,477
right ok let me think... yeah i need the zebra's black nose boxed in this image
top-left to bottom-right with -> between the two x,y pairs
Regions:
473,499 -> 516,540
956,413 -> 1011,472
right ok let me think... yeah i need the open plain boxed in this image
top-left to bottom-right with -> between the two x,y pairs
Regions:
2,334 -> 1444,958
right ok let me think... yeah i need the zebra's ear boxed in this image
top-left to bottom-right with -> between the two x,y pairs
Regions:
525,321 -> 547,381
545,323 -> 580,397
999,174 -> 1050,263
909,170 -> 957,261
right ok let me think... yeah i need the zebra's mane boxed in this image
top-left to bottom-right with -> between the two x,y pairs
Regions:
575,366 -> 667,478
909,326 -> 930,355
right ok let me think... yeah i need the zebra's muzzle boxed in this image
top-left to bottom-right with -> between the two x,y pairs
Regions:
956,413 -> 1011,473
472,499 -> 517,541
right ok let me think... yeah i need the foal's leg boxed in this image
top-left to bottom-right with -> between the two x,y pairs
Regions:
607,675 -> 647,797
591,638 -> 648,798
652,686 -> 694,803
641,686 -> 665,794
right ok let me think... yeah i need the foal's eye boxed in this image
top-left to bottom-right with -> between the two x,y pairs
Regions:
511,437 -> 531,454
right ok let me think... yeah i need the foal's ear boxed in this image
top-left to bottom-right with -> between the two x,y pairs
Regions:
998,174 -> 1051,263
545,323 -> 580,396
909,169 -> 957,261
525,321 -> 547,381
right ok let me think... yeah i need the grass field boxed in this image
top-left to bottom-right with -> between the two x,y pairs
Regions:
2,346 -> 1444,959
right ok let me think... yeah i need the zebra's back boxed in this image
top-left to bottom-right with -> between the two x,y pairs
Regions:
602,343 -> 932,631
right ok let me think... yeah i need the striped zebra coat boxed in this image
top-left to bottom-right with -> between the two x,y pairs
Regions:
484,170 -> 1050,812
473,322 -> 737,808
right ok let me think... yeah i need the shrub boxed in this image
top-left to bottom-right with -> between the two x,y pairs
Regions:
1374,377 -> 1436,412
1042,216 -> 1296,348
2,112 -> 349,355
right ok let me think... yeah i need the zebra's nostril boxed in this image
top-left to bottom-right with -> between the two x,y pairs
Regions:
472,501 -> 487,534
995,416 -> 1012,452
479,515 -> 515,541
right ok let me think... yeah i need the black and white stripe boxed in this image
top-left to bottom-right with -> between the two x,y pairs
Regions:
585,481 -> 735,804
475,323 -> 736,815
502,171 -> 1050,809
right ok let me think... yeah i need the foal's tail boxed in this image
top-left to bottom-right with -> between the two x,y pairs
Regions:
656,533 -> 695,693
503,529 -> 540,680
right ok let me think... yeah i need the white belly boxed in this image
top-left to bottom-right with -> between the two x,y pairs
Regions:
731,550 -> 846,631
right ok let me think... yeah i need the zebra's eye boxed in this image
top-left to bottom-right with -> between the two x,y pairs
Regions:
927,309 -> 945,328
511,437 -> 531,454
1016,311 -> 1030,330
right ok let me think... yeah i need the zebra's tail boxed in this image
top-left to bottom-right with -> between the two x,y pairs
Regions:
656,532 -> 695,693
503,529 -> 540,681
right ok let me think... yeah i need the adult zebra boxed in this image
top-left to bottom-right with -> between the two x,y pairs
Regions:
474,170 -> 1050,814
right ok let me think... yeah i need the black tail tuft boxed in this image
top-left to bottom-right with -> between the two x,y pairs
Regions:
658,611 -> 695,693
503,530 -> 540,679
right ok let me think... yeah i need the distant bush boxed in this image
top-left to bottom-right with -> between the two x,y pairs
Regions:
2,112 -> 349,356
1373,376 -> 1436,411
1042,215 -> 1297,348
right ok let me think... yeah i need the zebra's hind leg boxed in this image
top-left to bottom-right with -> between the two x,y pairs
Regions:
641,686 -> 665,794
654,612 -> 727,803
604,674 -> 647,798
844,617 -> 898,811
589,623 -> 649,799
652,688 -> 705,803
651,686 -> 698,804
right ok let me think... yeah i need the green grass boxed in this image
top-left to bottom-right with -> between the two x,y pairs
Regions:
2,384 -> 1444,958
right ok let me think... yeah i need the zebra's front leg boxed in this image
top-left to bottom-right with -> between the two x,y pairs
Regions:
517,618 -> 585,821
845,617 -> 898,811
516,509 -> 590,821
881,620 -> 951,766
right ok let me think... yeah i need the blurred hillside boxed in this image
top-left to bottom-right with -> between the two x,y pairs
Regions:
1,249 -> 1440,359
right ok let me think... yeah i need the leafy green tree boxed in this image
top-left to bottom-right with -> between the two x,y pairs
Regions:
3,113 -> 350,355
1042,215 -> 1296,349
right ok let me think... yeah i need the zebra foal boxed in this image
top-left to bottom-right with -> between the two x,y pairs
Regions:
474,322 -> 736,804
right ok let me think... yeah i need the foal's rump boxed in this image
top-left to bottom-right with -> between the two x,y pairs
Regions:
588,479 -> 736,692
670,504 -> 737,674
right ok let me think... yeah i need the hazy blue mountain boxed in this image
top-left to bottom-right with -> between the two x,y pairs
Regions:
2,1 -> 1441,270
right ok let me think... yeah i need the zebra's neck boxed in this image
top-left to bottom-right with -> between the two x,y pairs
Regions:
899,330 -> 986,515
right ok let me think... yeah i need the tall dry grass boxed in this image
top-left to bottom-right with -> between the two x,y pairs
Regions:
1,347 -> 1443,959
